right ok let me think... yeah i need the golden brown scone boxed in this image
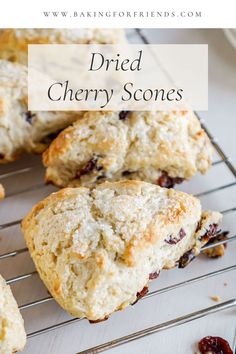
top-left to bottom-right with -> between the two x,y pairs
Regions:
22,180 -> 222,321
203,231 -> 228,258
43,110 -> 212,188
0,29 -> 126,163
0,275 -> 26,353
0,29 -> 126,64
0,184 -> 5,199
204,244 -> 225,258
0,59 -> 84,163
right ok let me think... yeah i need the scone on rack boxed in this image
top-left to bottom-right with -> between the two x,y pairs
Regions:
0,59 -> 83,163
0,29 -> 126,64
0,28 -> 126,163
43,110 -> 212,188
0,275 -> 26,353
22,180 -> 222,322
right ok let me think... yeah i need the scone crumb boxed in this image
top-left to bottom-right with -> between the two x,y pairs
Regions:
224,282 -> 228,287
0,183 -> 5,199
210,295 -> 221,302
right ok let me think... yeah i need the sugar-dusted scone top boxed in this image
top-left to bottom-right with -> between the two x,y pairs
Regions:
0,275 -> 26,353
43,110 -> 213,188
22,180 -> 221,321
0,59 -> 83,163
0,29 -> 126,64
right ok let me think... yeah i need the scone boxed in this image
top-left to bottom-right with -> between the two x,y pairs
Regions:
22,180 -> 222,321
43,110 -> 212,188
0,275 -> 26,353
0,28 -> 125,163
0,59 -> 83,163
0,29 -> 126,64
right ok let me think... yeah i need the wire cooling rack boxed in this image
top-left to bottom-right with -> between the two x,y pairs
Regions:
0,29 -> 236,354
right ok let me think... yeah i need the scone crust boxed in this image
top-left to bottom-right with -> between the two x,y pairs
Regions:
0,29 -> 126,64
0,275 -> 26,354
43,110 -> 212,187
22,180 -> 221,321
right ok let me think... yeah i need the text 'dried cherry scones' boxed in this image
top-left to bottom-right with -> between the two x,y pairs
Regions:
22,181 -> 222,322
43,110 -> 213,188
0,275 -> 26,354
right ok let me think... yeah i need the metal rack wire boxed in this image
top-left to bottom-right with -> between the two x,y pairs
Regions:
0,29 -> 236,354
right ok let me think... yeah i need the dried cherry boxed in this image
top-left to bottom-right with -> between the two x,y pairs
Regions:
198,336 -> 233,354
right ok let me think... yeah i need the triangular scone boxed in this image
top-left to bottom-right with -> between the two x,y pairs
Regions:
43,110 -> 212,188
0,275 -> 26,353
0,29 -> 126,64
0,28 -> 126,163
0,59 -> 84,163
22,181 -> 221,322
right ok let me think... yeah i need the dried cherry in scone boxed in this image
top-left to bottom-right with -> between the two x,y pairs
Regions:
77,157 -> 98,177
198,336 -> 233,354
165,228 -> 186,245
199,223 -> 219,242
132,286 -> 149,305
149,271 -> 160,280
157,172 -> 173,188
136,286 -> 149,299
77,156 -> 102,178
119,111 -> 130,120
25,111 -> 36,124
157,172 -> 184,188
78,158 -> 97,176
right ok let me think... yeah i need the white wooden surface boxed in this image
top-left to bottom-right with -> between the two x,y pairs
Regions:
0,29 -> 235,354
